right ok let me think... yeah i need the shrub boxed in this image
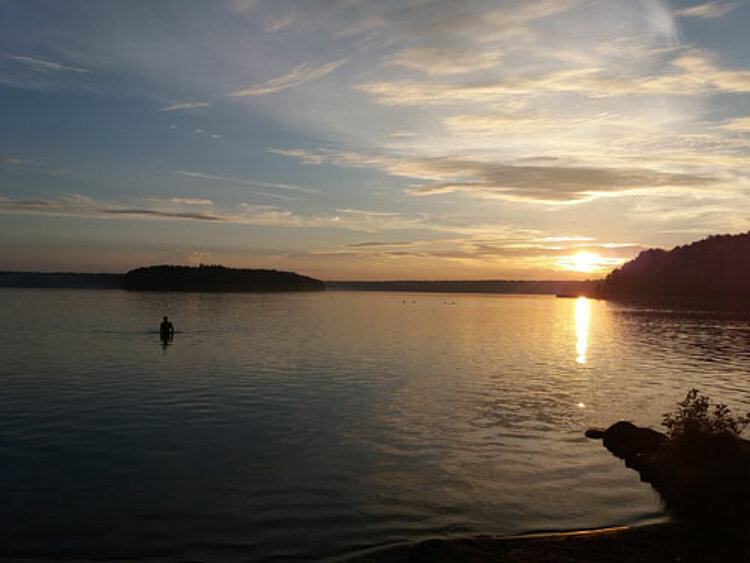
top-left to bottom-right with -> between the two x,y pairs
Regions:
656,389 -> 750,552
661,388 -> 750,440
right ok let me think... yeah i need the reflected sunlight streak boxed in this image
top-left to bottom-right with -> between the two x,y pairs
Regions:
575,297 -> 589,364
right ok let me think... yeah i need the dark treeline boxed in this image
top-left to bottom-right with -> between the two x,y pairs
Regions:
123,264 -> 325,292
598,232 -> 750,302
327,279 -> 598,296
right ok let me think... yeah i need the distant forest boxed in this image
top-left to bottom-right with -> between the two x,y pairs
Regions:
598,232 -> 750,302
122,265 -> 325,292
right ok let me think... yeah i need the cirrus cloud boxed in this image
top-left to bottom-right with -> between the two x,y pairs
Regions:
228,59 -> 348,97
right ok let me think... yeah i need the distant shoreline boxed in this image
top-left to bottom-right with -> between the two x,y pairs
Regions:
0,271 -> 599,296
327,279 -> 599,296
0,271 -> 124,289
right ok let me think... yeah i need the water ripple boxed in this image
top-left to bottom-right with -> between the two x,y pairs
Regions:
3,291 -> 749,560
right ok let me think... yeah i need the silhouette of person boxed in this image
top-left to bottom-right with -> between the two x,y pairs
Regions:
160,315 -> 174,344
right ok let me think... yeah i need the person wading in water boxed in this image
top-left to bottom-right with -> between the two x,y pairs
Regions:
160,316 -> 174,344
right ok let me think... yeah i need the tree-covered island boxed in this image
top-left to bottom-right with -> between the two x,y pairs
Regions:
122,265 -> 324,292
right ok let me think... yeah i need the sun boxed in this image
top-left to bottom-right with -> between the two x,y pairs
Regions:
561,251 -> 604,274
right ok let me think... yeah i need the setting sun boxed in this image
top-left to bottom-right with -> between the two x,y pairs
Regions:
559,252 -> 606,274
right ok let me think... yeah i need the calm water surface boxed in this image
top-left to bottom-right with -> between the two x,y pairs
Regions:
2,289 -> 750,561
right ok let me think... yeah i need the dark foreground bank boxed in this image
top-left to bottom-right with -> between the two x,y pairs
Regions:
347,522 -> 738,562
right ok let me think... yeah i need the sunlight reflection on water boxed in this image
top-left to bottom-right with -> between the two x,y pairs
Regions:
575,297 -> 589,364
2,290 -> 750,561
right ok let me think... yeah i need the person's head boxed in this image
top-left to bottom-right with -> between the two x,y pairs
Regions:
163,316 -> 168,321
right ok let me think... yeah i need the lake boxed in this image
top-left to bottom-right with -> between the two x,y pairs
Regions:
2,289 -> 750,561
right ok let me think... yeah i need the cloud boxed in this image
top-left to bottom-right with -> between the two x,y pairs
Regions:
6,54 -> 92,74
355,50 -> 750,106
0,195 -> 229,222
159,101 -> 210,112
264,12 -> 296,32
0,195 -> 313,227
271,148 -> 723,203
101,208 -> 226,221
478,0 -> 587,41
333,0 -> 585,45
232,204 -> 430,233
268,149 -> 326,164
229,0 -> 259,13
336,208 -> 401,217
387,47 -> 502,76
227,59 -> 347,97
3,157 -> 24,165
721,118 -> 750,132
173,169 -> 322,194
675,1 -> 740,19
347,241 -> 416,247
323,234 -> 643,277
398,159 -> 721,203
146,196 -> 215,206
270,148 -> 391,170
443,112 -> 649,135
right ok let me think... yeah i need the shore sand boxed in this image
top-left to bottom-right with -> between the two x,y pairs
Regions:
347,522 -> 741,562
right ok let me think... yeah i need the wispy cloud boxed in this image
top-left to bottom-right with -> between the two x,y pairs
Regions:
102,208 -> 226,221
387,47 -> 502,76
443,112 -> 648,135
721,118 -> 750,132
146,196 -> 215,206
0,195 -> 228,222
229,0 -> 259,13
336,208 -> 401,217
172,169 -> 322,194
321,234 -> 642,277
227,59 -> 347,97
6,54 -> 92,74
268,149 -> 326,164
675,1 -> 740,19
159,101 -> 210,112
347,241 -> 416,247
272,148 -> 723,204
398,160 -> 721,203
355,50 -> 750,106
264,12 -> 295,32
628,193 -> 750,234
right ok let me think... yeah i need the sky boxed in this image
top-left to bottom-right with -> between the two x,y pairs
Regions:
0,0 -> 748,280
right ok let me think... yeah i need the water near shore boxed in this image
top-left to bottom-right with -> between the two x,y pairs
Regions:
2,289 -> 750,561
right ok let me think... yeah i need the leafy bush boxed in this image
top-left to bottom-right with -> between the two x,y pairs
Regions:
655,389 -> 750,552
662,388 -> 750,440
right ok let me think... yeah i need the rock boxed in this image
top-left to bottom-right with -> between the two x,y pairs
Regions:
587,421 -> 750,540
584,427 -> 605,439
586,421 -> 667,481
